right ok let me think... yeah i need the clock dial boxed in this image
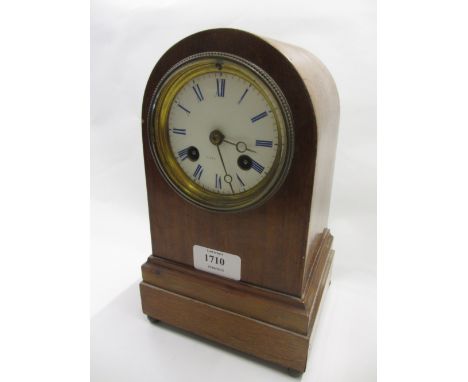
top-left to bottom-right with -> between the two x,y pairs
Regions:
150,54 -> 294,211
168,72 -> 279,195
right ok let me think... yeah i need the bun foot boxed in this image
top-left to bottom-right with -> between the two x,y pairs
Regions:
147,315 -> 160,324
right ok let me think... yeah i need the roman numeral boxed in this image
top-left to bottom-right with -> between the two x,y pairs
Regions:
251,111 -> 268,123
193,164 -> 204,180
251,160 -> 264,174
192,84 -> 204,101
216,78 -> 225,97
238,87 -> 249,104
172,128 -> 186,135
236,173 -> 245,187
255,139 -> 273,147
177,147 -> 189,161
177,103 -> 191,114
215,174 -> 222,189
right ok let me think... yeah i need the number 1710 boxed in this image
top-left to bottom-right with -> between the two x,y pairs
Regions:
205,254 -> 225,266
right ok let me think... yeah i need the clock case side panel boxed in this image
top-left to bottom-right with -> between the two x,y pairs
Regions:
266,38 -> 340,292
141,29 -> 318,297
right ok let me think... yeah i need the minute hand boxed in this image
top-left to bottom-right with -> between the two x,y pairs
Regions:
216,145 -> 234,194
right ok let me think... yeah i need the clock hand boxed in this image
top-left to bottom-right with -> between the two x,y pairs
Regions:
223,139 -> 257,154
216,145 -> 235,194
209,129 -> 235,194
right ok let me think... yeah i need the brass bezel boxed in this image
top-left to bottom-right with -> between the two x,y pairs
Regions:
148,52 -> 294,212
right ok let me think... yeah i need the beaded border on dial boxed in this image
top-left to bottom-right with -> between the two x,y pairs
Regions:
147,51 -> 295,212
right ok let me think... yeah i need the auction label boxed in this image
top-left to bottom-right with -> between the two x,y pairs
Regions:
193,245 -> 241,281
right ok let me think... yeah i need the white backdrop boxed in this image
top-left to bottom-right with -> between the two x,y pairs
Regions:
91,0 -> 376,381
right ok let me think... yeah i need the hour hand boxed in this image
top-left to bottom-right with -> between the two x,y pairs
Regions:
223,139 -> 257,154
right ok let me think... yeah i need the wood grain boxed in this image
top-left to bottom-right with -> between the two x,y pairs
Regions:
140,282 -> 310,371
142,228 -> 333,335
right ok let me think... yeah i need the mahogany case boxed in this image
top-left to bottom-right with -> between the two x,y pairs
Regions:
139,28 -> 339,373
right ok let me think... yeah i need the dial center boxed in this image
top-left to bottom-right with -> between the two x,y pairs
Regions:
209,130 -> 225,146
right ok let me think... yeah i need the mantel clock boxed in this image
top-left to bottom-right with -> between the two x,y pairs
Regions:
139,28 -> 339,373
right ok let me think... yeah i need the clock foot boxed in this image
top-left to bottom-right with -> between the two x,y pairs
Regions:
287,368 -> 303,377
147,315 -> 160,324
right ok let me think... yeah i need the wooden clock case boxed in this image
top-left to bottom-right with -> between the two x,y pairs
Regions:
139,28 -> 339,373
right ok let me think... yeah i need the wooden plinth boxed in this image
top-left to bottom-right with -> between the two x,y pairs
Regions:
140,230 -> 334,373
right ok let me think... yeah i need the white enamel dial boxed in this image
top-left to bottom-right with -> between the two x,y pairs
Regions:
168,71 -> 280,195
